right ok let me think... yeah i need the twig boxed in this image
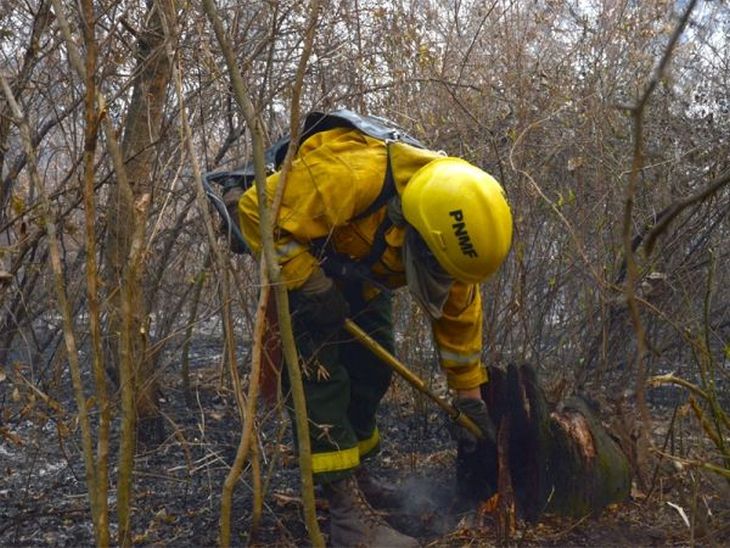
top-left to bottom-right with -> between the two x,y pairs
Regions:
544,513 -> 591,542
648,373 -> 709,401
647,404 -> 680,500
652,449 -> 730,479
645,169 -> 730,255
630,0 -> 699,115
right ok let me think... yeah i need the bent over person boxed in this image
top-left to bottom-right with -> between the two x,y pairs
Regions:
224,112 -> 513,547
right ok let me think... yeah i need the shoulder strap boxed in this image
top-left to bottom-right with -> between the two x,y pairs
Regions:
314,142 -> 397,269
325,137 -> 401,276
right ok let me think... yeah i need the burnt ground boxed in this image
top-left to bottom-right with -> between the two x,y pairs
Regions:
1,358 -> 729,547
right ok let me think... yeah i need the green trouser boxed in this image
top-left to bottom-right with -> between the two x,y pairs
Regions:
285,283 -> 394,484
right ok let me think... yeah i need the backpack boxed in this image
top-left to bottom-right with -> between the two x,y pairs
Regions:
205,109 -> 426,194
203,109 -> 428,290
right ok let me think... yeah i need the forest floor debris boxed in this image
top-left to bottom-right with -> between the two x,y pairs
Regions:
1,365 -> 728,546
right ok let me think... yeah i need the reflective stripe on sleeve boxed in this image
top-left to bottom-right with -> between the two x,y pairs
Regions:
438,347 -> 481,365
311,446 -> 360,474
275,239 -> 308,260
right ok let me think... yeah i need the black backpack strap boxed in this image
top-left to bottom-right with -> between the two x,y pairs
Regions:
313,140 -> 398,289
353,140 -> 400,277
353,142 -> 397,221
361,216 -> 393,268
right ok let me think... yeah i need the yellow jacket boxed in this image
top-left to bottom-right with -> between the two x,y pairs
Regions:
238,127 -> 486,390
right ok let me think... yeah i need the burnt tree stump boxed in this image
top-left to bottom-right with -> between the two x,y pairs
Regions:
457,363 -> 630,520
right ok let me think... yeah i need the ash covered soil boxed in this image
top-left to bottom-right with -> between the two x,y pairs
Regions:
1,362 -> 727,547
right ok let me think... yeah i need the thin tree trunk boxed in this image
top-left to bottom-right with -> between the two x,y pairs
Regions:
201,1 -> 324,545
80,0 -> 110,543
219,280 -> 269,545
105,0 -> 174,448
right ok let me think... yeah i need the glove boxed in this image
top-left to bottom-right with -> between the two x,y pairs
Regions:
450,397 -> 496,453
289,268 -> 349,339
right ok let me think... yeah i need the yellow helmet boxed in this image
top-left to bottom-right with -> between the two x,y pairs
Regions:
401,157 -> 513,283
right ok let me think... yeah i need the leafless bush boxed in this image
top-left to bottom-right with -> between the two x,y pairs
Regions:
1,0 -> 727,543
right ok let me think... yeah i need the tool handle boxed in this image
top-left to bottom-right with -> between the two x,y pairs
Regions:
343,319 -> 484,440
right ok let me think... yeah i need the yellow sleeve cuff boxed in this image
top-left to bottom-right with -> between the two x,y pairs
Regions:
280,251 -> 321,290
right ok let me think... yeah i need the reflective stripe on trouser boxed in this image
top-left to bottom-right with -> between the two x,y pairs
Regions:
286,286 -> 394,483
358,427 -> 380,459
309,427 -> 380,475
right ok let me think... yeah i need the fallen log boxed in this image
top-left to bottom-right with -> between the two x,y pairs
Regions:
457,363 -> 630,521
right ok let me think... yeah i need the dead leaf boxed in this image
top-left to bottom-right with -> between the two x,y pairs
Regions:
272,491 -> 302,507
567,156 -> 583,171
479,493 -> 501,514
667,501 -> 691,528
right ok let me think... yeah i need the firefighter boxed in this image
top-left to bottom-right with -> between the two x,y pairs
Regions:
224,124 -> 513,547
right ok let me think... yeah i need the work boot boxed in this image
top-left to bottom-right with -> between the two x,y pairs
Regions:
323,475 -> 419,547
355,466 -> 403,509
